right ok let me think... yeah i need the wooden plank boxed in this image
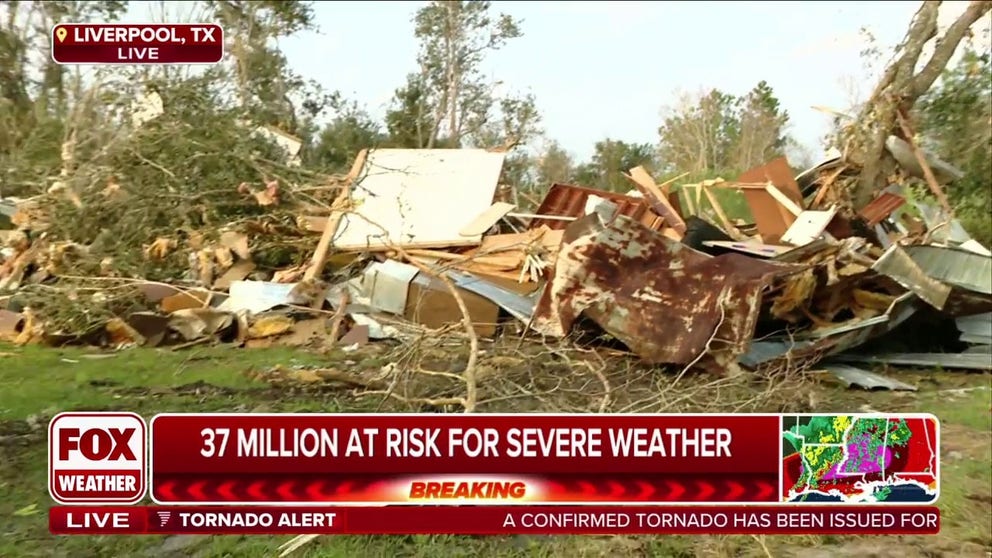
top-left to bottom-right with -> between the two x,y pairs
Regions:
458,202 -> 515,237
299,215 -> 328,233
303,149 -> 368,286
478,230 -> 544,253
657,171 -> 689,195
895,109 -> 954,217
680,187 -> 696,216
811,165 -> 848,208
736,158 -> 805,243
507,212 -> 576,222
765,184 -> 803,216
623,166 -> 686,234
404,248 -> 523,269
701,185 -> 745,241
737,157 -> 803,201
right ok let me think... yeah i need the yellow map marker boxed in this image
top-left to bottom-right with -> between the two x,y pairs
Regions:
55,27 -> 67,43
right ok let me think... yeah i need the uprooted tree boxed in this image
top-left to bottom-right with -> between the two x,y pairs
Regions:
838,0 -> 992,211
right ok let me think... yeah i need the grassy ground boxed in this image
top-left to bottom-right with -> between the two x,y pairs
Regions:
1,342 -> 989,557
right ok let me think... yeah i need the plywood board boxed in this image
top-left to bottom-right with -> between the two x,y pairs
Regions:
332,149 -> 506,250
459,202 -> 515,236
737,157 -> 804,243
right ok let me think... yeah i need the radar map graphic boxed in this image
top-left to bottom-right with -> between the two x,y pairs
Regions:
782,414 -> 938,503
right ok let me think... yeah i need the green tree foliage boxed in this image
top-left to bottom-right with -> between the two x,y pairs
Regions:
916,47 -> 992,245
657,81 -> 791,175
0,1 -> 128,196
384,75 -> 444,148
535,141 -> 575,187
385,1 -> 541,152
304,100 -> 385,173
207,0 -> 331,133
573,139 -> 657,192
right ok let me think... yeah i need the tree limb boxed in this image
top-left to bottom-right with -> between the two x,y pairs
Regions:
867,2 -> 938,103
912,1 -> 992,98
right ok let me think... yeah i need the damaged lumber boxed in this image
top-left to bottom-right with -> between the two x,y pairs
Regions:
2,135 -> 990,391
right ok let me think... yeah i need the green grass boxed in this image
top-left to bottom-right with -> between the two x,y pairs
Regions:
1,343 -> 989,557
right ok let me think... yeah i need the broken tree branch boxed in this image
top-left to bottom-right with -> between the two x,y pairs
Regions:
846,0 -> 990,208
303,148 -> 367,282
330,207 -> 481,414
912,1 -> 992,98
894,108 -> 954,216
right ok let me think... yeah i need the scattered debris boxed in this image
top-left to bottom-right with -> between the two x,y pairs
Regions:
1,145 -> 989,381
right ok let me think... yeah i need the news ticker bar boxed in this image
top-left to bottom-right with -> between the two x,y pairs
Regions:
50,412 -> 941,506
52,24 -> 223,64
50,505 -> 941,536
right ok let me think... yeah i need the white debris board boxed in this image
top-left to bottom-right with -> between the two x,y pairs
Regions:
333,149 -> 506,250
781,207 -> 838,246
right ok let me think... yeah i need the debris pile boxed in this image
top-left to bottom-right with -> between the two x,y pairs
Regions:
2,138 -> 990,387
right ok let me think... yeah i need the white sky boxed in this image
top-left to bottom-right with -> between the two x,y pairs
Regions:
125,1 -> 991,162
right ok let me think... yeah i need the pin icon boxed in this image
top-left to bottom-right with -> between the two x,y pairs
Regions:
55,27 -> 67,43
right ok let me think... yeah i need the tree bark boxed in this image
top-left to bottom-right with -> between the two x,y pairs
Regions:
912,1 -> 992,97
847,0 -> 991,209
446,2 -> 460,145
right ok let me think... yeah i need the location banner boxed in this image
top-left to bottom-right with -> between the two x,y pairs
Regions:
52,24 -> 223,64
49,505 -> 941,536
149,413 -> 939,505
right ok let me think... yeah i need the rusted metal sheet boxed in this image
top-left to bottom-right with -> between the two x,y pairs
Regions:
529,183 -> 665,232
859,191 -> 906,227
531,211 -> 802,373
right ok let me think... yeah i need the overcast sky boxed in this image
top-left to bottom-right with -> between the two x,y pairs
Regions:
131,1 -> 991,163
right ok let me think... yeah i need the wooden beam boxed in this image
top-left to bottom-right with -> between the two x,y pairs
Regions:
895,109 -> 954,217
623,166 -> 686,234
303,149 -> 368,284
701,185 -> 745,241
765,184 -> 803,216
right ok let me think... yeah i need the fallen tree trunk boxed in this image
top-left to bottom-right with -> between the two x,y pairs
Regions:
842,0 -> 991,210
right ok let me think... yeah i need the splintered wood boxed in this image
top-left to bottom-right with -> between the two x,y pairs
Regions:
623,166 -> 686,236
400,226 -> 564,287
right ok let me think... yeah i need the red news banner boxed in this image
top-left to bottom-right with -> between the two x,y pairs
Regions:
52,24 -> 223,64
48,412 -> 942,536
152,414 -> 777,504
150,413 -> 940,505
